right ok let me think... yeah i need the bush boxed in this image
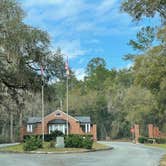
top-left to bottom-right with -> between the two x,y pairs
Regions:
82,136 -> 93,149
49,140 -> 55,148
138,137 -> 166,144
23,136 -> 42,151
65,134 -> 93,149
138,137 -> 148,143
155,138 -> 166,144
23,130 -> 64,142
50,130 -> 64,141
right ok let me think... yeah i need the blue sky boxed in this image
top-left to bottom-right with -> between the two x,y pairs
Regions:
20,0 -> 160,79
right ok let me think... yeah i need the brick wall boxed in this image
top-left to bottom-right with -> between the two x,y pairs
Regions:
134,124 -> 140,143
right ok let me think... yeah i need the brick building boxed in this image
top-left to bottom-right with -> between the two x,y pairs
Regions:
21,110 -> 97,140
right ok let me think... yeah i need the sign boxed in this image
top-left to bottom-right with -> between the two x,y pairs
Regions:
130,128 -> 135,133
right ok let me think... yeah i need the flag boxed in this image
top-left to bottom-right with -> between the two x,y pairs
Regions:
65,56 -> 70,76
40,65 -> 44,76
40,65 -> 44,85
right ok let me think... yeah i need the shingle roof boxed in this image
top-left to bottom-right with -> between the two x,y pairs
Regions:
27,115 -> 91,124
74,116 -> 91,123
27,117 -> 41,124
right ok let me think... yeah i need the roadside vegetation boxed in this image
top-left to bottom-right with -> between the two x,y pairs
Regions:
160,155 -> 166,166
0,0 -> 166,143
0,138 -> 109,153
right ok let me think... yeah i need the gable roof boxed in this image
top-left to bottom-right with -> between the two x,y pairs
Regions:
27,117 -> 41,124
26,110 -> 91,124
74,116 -> 91,124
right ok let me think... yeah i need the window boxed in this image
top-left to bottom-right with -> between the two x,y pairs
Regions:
27,124 -> 33,132
48,124 -> 66,134
81,123 -> 91,133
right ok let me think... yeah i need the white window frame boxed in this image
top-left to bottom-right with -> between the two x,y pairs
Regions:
85,123 -> 91,133
27,124 -> 33,132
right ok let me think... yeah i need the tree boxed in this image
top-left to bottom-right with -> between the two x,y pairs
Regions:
121,0 -> 166,22
85,58 -> 110,91
133,53 -> 166,92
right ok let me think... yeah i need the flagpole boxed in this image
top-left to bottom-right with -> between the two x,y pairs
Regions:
66,75 -> 69,136
41,67 -> 44,142
65,55 -> 69,136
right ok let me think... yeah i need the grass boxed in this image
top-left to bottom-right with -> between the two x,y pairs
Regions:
145,144 -> 166,166
0,142 -> 109,153
0,144 -> 24,152
160,155 -> 166,166
92,142 -> 110,150
145,144 -> 166,149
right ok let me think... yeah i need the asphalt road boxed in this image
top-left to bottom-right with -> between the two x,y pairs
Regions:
0,142 -> 165,166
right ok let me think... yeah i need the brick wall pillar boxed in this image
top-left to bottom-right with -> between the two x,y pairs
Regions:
19,127 -> 24,142
148,124 -> 154,138
92,124 -> 97,141
153,127 -> 160,138
134,124 -> 140,143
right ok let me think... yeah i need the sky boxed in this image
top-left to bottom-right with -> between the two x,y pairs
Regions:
20,0 -> 160,80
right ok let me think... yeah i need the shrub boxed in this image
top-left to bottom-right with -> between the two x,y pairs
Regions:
155,138 -> 166,144
23,130 -> 64,142
82,136 -> 93,149
23,136 -> 42,151
138,137 -> 148,143
65,134 -> 93,149
49,140 -> 55,148
147,138 -> 154,144
50,130 -> 64,141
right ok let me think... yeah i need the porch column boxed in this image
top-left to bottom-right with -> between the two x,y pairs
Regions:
63,125 -> 65,134
88,124 -> 91,132
85,124 -> 88,133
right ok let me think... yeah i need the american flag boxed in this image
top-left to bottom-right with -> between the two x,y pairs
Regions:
65,56 -> 70,76
40,65 -> 44,75
40,65 -> 44,85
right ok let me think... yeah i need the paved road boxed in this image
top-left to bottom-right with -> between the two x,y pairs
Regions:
0,142 -> 165,166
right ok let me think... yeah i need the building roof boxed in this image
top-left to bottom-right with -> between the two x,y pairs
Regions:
27,117 -> 41,124
27,112 -> 91,124
74,116 -> 91,124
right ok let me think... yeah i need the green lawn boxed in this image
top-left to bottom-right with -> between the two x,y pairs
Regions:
145,144 -> 166,149
0,144 -> 24,152
160,154 -> 166,166
0,142 -> 109,153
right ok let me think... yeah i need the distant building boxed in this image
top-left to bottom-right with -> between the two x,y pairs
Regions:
20,110 -> 97,140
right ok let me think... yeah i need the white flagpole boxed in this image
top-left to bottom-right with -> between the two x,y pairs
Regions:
41,67 -> 44,142
65,56 -> 69,136
66,75 -> 69,136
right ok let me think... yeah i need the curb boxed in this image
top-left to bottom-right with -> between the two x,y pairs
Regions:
0,147 -> 113,155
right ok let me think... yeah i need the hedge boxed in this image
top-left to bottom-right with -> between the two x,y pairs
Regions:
23,130 -> 64,142
23,136 -> 42,151
65,134 -> 93,149
138,137 -> 166,144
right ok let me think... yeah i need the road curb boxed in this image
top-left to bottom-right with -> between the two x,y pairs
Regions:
0,147 -> 113,155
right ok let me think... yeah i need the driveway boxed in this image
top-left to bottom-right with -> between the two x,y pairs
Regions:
0,142 -> 165,166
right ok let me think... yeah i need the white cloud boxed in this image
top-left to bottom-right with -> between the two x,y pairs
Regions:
22,0 -> 66,7
96,0 -> 117,14
53,40 -> 86,59
74,68 -> 86,80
